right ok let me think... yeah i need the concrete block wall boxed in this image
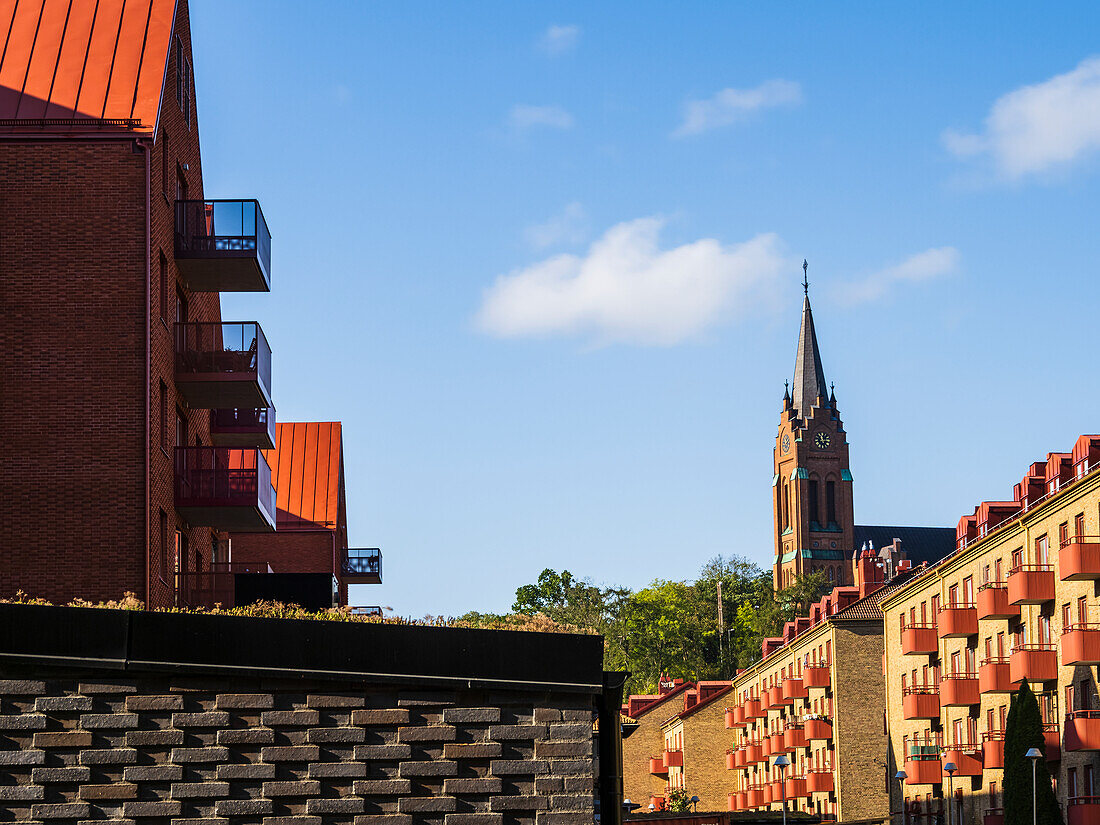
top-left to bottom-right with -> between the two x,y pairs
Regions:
0,671 -> 597,825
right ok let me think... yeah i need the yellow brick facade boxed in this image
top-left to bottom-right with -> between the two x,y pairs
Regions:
660,690 -> 734,811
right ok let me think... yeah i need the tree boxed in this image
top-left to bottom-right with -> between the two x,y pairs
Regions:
1004,681 -> 1063,825
667,789 -> 693,812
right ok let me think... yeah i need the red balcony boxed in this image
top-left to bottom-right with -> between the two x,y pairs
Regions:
727,793 -> 738,812
1068,797 -> 1100,825
803,664 -> 831,689
783,724 -> 807,751
943,745 -> 982,776
210,407 -> 276,450
1061,537 -> 1100,581
782,677 -> 807,701
804,717 -> 832,741
649,756 -> 667,775
725,749 -> 736,770
901,624 -> 939,655
938,605 -> 978,638
175,199 -> 271,293
650,796 -> 666,812
343,548 -> 383,584
1009,644 -> 1057,684
1044,722 -> 1061,761
976,583 -> 1019,620
1065,711 -> 1100,751
761,784 -> 772,805
746,786 -> 765,808
984,809 -> 1004,825
978,658 -> 1013,693
1063,624 -> 1100,665
767,685 -> 786,709
663,749 -> 683,768
903,755 -> 942,785
806,769 -> 833,794
940,674 -> 979,707
743,698 -> 764,719
743,741 -> 763,764
174,322 -> 273,409
174,447 -> 276,531
1007,564 -> 1055,605
732,747 -> 747,768
769,780 -> 783,801
785,776 -> 808,799
725,707 -> 741,728
902,686 -> 940,719
982,731 -> 1004,769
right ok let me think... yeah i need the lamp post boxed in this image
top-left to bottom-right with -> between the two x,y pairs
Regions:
773,754 -> 791,825
1026,747 -> 1043,825
690,795 -> 699,813
943,762 -> 957,825
894,770 -> 907,825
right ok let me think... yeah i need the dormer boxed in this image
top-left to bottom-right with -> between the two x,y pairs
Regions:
1014,466 -> 1046,509
956,512 -> 979,551
976,501 -> 1021,537
1045,452 -> 1073,495
1072,435 -> 1100,479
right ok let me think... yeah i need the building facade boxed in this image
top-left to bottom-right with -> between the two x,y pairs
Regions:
882,434 -> 1100,825
622,680 -> 696,811
659,682 -> 733,811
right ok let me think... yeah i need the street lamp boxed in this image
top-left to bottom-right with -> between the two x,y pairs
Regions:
1026,747 -> 1043,825
690,795 -> 699,813
894,770 -> 907,825
774,754 -> 791,825
943,762 -> 957,825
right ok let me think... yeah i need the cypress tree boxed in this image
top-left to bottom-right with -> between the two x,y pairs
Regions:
1004,681 -> 1064,825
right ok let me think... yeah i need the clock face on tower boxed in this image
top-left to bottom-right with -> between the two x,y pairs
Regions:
814,431 -> 831,449
781,434 -> 790,454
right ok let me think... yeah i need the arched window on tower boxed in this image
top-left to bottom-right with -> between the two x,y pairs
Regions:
808,477 -> 820,527
827,567 -> 835,582
826,480 -> 837,525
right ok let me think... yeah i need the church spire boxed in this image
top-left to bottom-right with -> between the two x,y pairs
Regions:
792,261 -> 827,417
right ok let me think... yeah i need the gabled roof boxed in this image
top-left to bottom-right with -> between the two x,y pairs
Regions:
264,422 -> 343,530
792,295 -> 827,417
0,0 -> 177,131
624,681 -> 696,720
831,568 -> 920,621
675,684 -> 733,722
854,525 -> 956,567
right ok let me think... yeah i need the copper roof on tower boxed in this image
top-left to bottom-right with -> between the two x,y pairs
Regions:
792,295 -> 827,417
0,0 -> 177,131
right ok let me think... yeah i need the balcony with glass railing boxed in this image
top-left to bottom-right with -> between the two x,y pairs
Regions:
175,199 -> 271,292
174,322 -> 272,409
210,407 -> 276,450
173,446 -> 275,531
343,548 -> 382,584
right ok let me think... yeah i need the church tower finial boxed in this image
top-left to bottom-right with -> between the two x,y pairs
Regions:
802,259 -> 809,296
792,263 -> 827,417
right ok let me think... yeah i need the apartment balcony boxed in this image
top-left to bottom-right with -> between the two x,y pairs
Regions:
209,407 -> 276,450
174,447 -> 275,532
977,583 -> 1019,620
1068,797 -> 1100,825
725,749 -> 736,770
803,663 -> 831,689
649,756 -> 667,775
350,606 -> 382,617
902,686 -> 940,720
174,199 -> 271,292
978,658 -> 1013,693
1007,564 -> 1055,605
1044,722 -> 1061,761
731,747 -> 747,768
783,724 -> 807,751
984,809 -> 1004,825
1061,537 -> 1100,581
1009,644 -> 1057,684
1065,711 -> 1100,751
943,745 -> 983,776
176,561 -> 273,608
982,731 -> 1005,769
782,677 -> 807,701
938,604 -> 978,638
727,793 -> 738,812
1062,624 -> 1100,665
745,786 -> 766,809
901,624 -> 939,655
804,717 -> 832,741
743,698 -> 764,719
343,548 -> 382,584
663,749 -> 683,768
174,322 -> 272,409
767,685 -> 786,709
768,780 -> 783,802
650,796 -> 666,812
940,674 -> 979,707
903,755 -> 942,785
743,741 -> 763,764
806,769 -> 833,794
785,776 -> 808,799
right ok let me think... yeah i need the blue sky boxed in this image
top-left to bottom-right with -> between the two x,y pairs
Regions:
194,1 -> 1100,616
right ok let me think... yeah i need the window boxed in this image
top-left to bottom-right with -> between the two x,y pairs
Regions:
1060,522 -> 1070,548
948,584 -> 959,606
1086,764 -> 1095,796
159,381 -> 168,450
984,637 -> 992,660
159,251 -> 168,321
808,479 -> 819,525
158,510 -> 169,582
1012,547 -> 1023,570
1079,596 -> 1088,624
1035,535 -> 1049,565
996,631 -> 1005,657
161,134 -> 170,198
826,480 -> 837,524
176,37 -> 191,128
932,594 -> 940,621
963,576 -> 974,604
827,566 -> 834,582
982,564 -> 990,585
1039,614 -> 1051,645
1064,603 -> 1073,628
175,287 -> 187,325
995,557 -> 1003,581
1069,768 -> 1078,799
175,410 -> 187,449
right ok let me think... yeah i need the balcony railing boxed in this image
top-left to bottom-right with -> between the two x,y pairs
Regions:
663,748 -> 683,768
175,199 -> 271,292
1063,623 -> 1100,665
1061,536 -> 1100,581
174,322 -> 272,409
803,663 -> 831,688
176,561 -> 273,608
350,606 -> 383,617
1068,797 -> 1100,825
804,716 -> 832,741
976,582 -> 1019,620
210,407 -> 276,450
648,756 -> 667,775
1044,721 -> 1061,760
978,657 -> 1014,693
806,768 -> 833,794
1009,643 -> 1058,684
902,685 -> 940,720
941,673 -> 979,707
781,677 -> 807,701
982,730 -> 1005,769
1007,564 -> 1055,605
783,723 -> 807,751
174,446 -> 276,532
343,548 -> 382,584
943,744 -> 983,775
1065,710 -> 1100,751
900,624 -> 939,655
938,604 -> 977,638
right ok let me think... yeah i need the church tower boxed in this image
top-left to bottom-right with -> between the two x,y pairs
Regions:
773,264 -> 855,591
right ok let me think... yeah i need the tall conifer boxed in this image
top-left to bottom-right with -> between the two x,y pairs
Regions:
1004,681 -> 1063,825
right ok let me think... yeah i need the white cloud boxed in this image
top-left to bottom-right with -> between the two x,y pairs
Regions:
943,56 -> 1100,179
508,104 -> 574,133
538,24 -> 580,55
672,80 -> 803,138
524,202 -> 587,250
476,218 -> 787,346
837,247 -> 960,306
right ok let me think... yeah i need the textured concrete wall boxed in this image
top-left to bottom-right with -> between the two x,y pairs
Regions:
0,668 -> 597,825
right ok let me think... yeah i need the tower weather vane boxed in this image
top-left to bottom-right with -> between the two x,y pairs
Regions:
802,259 -> 809,296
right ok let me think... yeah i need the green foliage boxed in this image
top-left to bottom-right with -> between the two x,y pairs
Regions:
1004,681 -> 1063,825
666,788 -> 693,812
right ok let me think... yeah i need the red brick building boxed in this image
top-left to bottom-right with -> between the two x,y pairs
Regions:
0,0 -> 382,609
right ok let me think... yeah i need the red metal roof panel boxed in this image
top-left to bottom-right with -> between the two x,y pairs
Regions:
264,422 -> 343,529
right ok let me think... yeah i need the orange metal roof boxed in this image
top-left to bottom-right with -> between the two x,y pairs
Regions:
0,0 -> 176,129
265,422 -> 343,530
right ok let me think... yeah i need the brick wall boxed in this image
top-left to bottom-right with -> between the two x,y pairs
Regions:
676,698 -> 732,811
622,709 -> 672,808
230,530 -> 343,603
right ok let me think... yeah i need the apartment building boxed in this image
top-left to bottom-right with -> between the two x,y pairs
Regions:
882,434 -> 1100,825
622,679 -> 696,810
658,682 -> 733,811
